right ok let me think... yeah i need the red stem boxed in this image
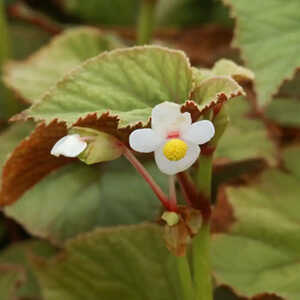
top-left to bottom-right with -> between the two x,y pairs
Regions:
177,175 -> 193,207
122,146 -> 171,210
177,172 -> 211,222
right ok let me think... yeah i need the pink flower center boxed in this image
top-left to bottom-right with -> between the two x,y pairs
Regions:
167,131 -> 180,139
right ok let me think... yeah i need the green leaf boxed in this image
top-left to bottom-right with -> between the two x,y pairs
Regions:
211,59 -> 254,81
0,122 -> 34,178
26,46 -> 193,127
33,224 -> 182,300
0,6 -> 26,120
0,240 -> 56,300
265,98 -> 300,127
4,27 -> 122,103
5,158 -> 168,244
224,0 -> 300,106
215,96 -> 277,165
62,0 -> 212,27
156,0 -> 213,26
194,59 -> 254,85
283,144 -> 300,180
212,167 -> 300,299
9,21 -> 51,60
62,0 -> 139,25
277,70 -> 300,99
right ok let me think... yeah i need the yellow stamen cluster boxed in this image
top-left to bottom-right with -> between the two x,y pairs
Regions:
163,139 -> 188,161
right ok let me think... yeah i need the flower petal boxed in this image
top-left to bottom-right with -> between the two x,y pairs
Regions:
51,134 -> 87,158
184,120 -> 215,145
154,141 -> 200,175
151,102 -> 191,137
129,128 -> 162,153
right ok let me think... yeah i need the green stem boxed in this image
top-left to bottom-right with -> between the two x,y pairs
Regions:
176,255 -> 194,300
192,223 -> 213,300
137,0 -> 157,45
0,1 -> 11,66
193,153 -> 214,300
196,154 -> 213,199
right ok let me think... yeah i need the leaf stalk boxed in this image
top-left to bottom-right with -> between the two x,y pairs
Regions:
137,0 -> 157,45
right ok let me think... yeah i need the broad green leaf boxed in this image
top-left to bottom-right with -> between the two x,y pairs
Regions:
33,224 -> 182,300
265,98 -> 300,127
212,167 -> 300,299
4,27 -> 122,102
0,240 -> 56,299
26,46 -> 193,126
215,96 -> 277,165
5,158 -> 168,244
0,122 -> 34,176
283,144 -> 300,180
225,0 -> 300,106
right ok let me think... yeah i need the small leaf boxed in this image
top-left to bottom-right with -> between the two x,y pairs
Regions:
212,166 -> 300,299
4,26 -> 122,103
193,59 -> 254,85
265,98 -> 300,127
33,224 -> 182,300
224,0 -> 300,106
70,127 -> 123,164
163,206 -> 202,256
5,159 -> 168,244
211,59 -> 254,83
24,46 -> 193,127
190,76 -> 244,114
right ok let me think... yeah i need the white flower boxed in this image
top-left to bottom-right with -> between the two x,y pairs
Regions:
51,134 -> 87,158
129,102 -> 215,175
